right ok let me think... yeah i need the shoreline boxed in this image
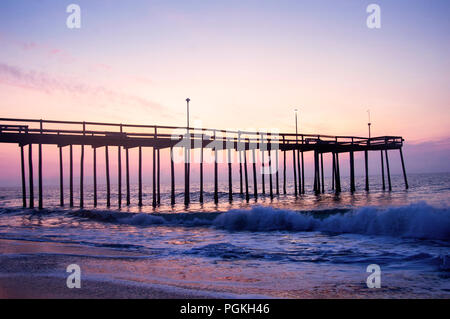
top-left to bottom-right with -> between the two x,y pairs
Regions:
0,274 -> 214,299
1,237 -> 449,299
0,238 -> 222,299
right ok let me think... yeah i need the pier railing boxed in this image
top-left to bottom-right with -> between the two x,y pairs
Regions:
0,117 -> 403,149
0,117 -> 408,209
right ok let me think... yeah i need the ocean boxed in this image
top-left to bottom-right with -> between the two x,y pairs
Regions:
0,172 -> 449,298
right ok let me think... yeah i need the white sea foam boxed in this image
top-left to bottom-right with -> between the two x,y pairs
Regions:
112,202 -> 450,241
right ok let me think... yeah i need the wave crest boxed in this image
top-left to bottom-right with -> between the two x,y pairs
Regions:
71,202 -> 450,240
213,202 -> 450,240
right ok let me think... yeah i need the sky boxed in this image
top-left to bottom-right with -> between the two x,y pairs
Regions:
0,0 -> 449,186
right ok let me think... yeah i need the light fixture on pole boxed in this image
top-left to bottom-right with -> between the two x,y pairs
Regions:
184,98 -> 191,205
186,98 -> 190,130
367,109 -> 371,139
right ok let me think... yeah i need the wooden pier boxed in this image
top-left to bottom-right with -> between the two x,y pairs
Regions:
0,118 -> 408,209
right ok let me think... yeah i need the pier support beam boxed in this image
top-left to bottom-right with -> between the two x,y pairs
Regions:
276,150 -> 280,195
170,147 -> 175,205
58,146 -> 63,207
105,146 -> 111,207
244,150 -> 249,202
292,150 -> 297,196
350,151 -> 355,192
20,145 -> 26,208
283,150 -> 286,194
200,139 -> 204,203
93,147 -> 97,207
269,151 -> 273,199
228,148 -> 232,202
80,145 -> 84,208
184,145 -> 190,206
332,152 -> 335,190
365,150 -> 369,191
28,144 -> 34,208
153,147 -> 156,208
69,145 -> 73,207
157,148 -> 161,205
399,148 -> 409,189
297,149 -> 301,195
80,122 -> 85,209
0,120 -> 411,209
380,150 -> 386,190
214,145 -> 218,204
313,153 -> 317,192
320,153 -> 324,193
252,149 -> 258,199
27,144 -> 34,208
184,142 -> 192,205
117,146 -> 121,208
126,148 -> 130,206
385,150 -> 392,191
301,151 -> 305,194
239,151 -> 243,195
138,146 -> 142,207
335,152 -> 341,193
261,150 -> 266,195
313,151 -> 320,195
38,143 -> 43,210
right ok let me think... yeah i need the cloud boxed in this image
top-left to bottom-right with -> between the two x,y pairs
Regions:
0,63 -> 164,113
8,39 -> 77,64
406,138 -> 450,151
402,137 -> 450,173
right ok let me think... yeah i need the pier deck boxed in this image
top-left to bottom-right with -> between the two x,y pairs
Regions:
0,118 -> 408,209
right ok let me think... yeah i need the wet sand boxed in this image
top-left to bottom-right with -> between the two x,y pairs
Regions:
0,275 -> 203,299
0,239 -> 213,299
1,238 -> 448,299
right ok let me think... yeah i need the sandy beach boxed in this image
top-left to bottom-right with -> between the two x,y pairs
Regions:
0,238 -> 216,299
2,236 -> 448,299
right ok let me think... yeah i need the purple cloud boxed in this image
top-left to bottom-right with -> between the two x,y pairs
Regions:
403,138 -> 450,173
0,63 -> 164,113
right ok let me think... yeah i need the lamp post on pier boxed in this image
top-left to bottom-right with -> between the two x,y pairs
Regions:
294,108 -> 302,194
184,98 -> 191,205
186,98 -> 190,129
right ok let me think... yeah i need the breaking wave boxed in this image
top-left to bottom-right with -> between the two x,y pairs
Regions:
214,203 -> 450,240
67,202 -> 450,241
3,202 -> 448,241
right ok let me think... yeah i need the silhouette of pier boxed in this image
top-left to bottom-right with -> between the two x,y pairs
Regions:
0,117 -> 408,210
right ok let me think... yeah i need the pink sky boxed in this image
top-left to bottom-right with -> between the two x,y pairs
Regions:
0,0 -> 449,186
